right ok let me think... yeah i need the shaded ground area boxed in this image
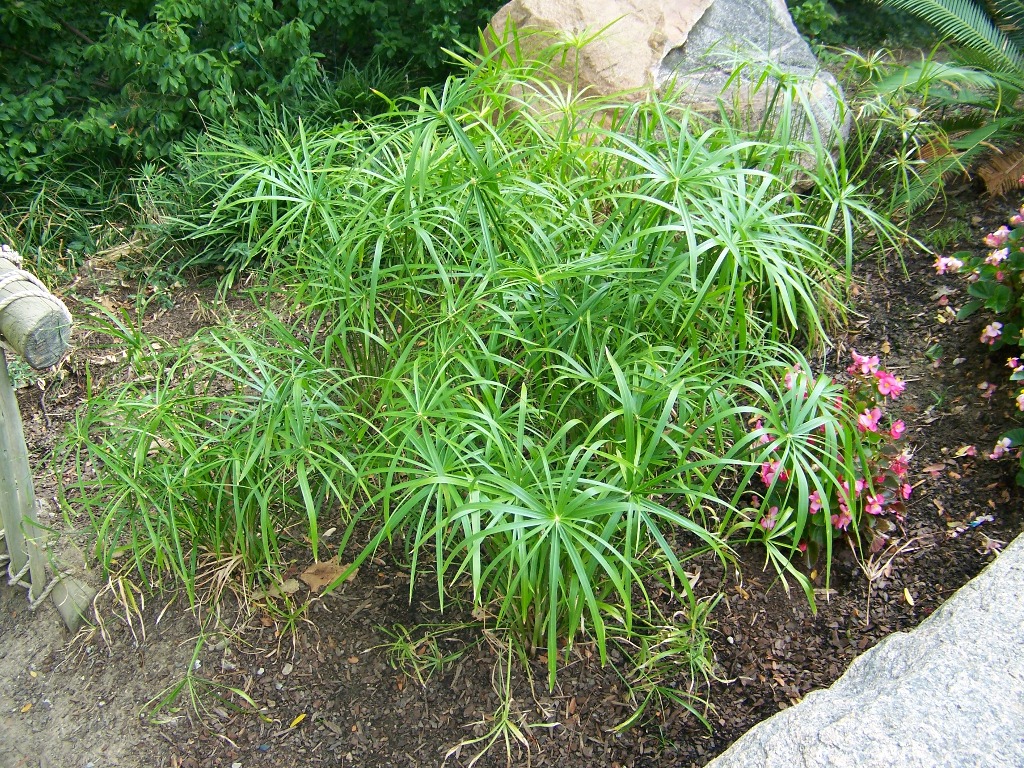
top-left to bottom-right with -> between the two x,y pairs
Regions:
2,185 -> 1023,768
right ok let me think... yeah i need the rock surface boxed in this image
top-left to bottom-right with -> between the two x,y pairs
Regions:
486,0 -> 848,146
706,535 -> 1024,768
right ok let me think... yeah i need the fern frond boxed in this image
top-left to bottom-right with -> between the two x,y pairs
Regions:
881,0 -> 1024,74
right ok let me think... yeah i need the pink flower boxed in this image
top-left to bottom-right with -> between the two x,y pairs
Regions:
986,248 -> 1009,266
990,437 -> 1013,460
759,506 -> 779,530
848,350 -> 880,375
783,365 -> 803,390
809,490 -> 822,514
889,419 -> 906,439
980,322 -> 1003,345
831,511 -> 852,530
865,493 -> 886,516
1007,357 -> 1021,371
760,460 -> 788,486
933,255 -> 964,274
857,407 -> 883,433
890,452 -> 910,477
754,419 -> 771,445
875,370 -> 906,398
854,477 -> 868,497
1012,213 -> 1024,227
963,445 -> 977,457
900,483 -> 913,500
798,541 -> 808,553
984,226 -> 1011,247
1016,391 -> 1024,411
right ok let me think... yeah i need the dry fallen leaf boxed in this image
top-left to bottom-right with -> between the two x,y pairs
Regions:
299,559 -> 357,592
20,703 -> 31,713
251,578 -> 301,600
347,655 -> 360,664
904,588 -> 915,607
881,340 -> 891,354
289,713 -> 306,728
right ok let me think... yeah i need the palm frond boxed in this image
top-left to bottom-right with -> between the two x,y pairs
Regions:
882,0 -> 1024,74
988,0 -> 1024,29
976,146 -> 1024,195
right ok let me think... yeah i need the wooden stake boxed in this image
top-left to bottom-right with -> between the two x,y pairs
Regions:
0,347 -> 47,599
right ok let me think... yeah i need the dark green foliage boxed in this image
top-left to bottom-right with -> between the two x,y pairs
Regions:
787,0 -> 936,45
0,0 -> 499,181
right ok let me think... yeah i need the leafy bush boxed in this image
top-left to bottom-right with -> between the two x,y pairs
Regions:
866,0 -> 1024,204
787,0 -> 934,45
0,0 -> 498,181
934,191 -> 1024,481
736,351 -> 911,600
63,40 -> 898,688
828,48 -> 1019,215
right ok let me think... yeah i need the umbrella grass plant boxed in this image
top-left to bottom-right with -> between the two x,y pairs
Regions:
63,38 -> 902,693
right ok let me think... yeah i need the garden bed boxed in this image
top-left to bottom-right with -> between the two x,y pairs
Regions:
2,180 -> 1023,768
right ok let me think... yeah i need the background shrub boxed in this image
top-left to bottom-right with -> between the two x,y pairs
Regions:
0,0 -> 500,181
787,0 -> 934,45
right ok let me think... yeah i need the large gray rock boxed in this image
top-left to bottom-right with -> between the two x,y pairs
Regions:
486,0 -> 848,148
706,535 -> 1024,768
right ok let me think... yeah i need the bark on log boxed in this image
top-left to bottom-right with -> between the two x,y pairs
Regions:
0,256 -> 72,369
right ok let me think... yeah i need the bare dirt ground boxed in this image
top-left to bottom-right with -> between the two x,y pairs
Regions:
2,185 -> 1023,768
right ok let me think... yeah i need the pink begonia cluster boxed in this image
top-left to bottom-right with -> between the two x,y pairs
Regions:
983,226 -> 1011,248
753,352 -> 912,535
985,356 -> 1024,461
1013,356 -> 1024,413
935,207 -> 1024,419
981,322 -> 1003,345
990,437 -> 1013,460
846,349 -> 906,423
934,255 -> 964,274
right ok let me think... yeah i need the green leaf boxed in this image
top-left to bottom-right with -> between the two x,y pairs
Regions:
956,298 -> 986,319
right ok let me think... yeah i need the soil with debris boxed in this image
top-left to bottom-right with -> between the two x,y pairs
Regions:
2,184 -> 1024,768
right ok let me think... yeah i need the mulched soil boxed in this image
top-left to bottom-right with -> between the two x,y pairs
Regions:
4,182 -> 1024,768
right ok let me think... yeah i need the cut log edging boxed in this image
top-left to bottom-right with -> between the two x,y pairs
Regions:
0,247 -> 73,369
0,244 -> 94,632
